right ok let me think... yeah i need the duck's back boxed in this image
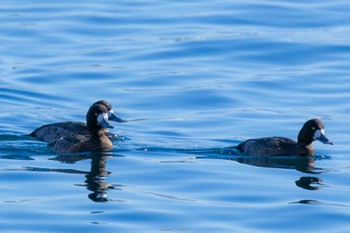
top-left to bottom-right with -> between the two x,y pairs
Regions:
236,137 -> 310,156
29,122 -> 88,144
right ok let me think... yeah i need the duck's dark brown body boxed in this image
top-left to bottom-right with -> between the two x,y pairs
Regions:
236,119 -> 332,156
51,132 -> 113,154
236,137 -> 314,156
29,100 -> 126,154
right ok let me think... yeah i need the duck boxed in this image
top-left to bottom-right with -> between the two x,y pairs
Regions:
29,100 -> 127,154
236,119 -> 333,156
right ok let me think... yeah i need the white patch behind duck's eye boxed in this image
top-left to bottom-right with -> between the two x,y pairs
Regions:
313,129 -> 326,139
97,113 -> 109,123
108,109 -> 114,118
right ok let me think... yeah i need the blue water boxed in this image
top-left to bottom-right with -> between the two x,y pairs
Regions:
1,0 -> 350,232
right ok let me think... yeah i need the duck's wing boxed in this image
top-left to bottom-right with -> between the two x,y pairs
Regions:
237,137 -> 302,156
52,134 -> 89,154
28,122 -> 88,143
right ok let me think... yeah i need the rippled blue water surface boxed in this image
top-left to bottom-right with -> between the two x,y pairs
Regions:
1,0 -> 350,232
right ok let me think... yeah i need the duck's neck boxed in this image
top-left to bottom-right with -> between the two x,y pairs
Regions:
297,130 -> 313,146
90,129 -> 107,139
297,140 -> 312,146
297,139 -> 315,156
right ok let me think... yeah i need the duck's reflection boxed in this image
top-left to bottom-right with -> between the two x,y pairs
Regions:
52,153 -> 119,202
295,176 -> 323,190
85,155 -> 113,202
235,155 -> 325,191
197,148 -> 328,191
236,155 -> 315,173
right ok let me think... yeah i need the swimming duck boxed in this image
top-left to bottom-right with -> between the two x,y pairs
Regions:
236,119 -> 333,156
29,100 -> 127,154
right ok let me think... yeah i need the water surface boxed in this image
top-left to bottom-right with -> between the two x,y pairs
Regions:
1,0 -> 350,232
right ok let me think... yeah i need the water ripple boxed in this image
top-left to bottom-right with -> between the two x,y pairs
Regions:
1,0 -> 350,232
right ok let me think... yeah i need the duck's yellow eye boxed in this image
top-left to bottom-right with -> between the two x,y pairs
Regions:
95,113 -> 98,116
312,127 -> 315,131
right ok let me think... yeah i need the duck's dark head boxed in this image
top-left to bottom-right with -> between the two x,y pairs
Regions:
89,100 -> 127,124
86,101 -> 126,135
297,119 -> 333,146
